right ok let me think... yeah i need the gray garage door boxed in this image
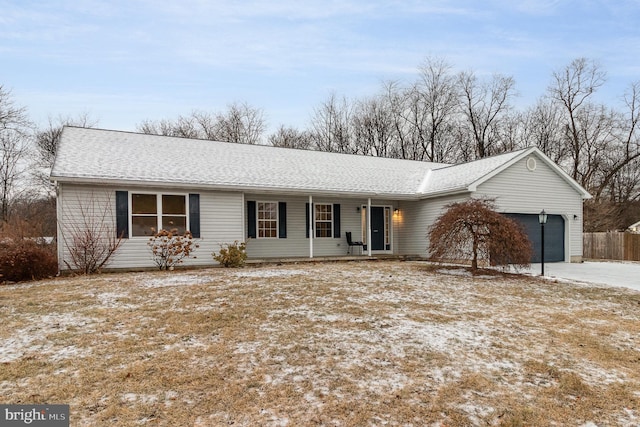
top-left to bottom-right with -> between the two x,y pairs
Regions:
504,213 -> 565,263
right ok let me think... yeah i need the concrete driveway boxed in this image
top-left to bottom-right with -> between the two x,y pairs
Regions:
524,261 -> 640,292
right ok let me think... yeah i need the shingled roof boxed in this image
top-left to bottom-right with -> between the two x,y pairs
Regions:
51,127 -> 590,199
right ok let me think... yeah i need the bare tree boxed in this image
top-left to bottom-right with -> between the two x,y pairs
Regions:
138,115 -> 201,139
351,95 -> 394,157
213,102 -> 266,144
35,113 -> 98,169
415,57 -> 460,162
382,80 -> 412,159
0,131 -> 30,222
548,58 -> 607,182
33,113 -> 98,193
310,93 -> 355,153
0,85 -> 29,131
521,99 -> 568,164
4,193 -> 56,240
458,71 -> 517,159
377,77 -> 457,162
0,86 -> 31,223
592,81 -> 640,202
137,103 -> 267,144
268,125 -> 313,149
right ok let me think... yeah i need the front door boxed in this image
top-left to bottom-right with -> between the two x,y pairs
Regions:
370,206 -> 385,251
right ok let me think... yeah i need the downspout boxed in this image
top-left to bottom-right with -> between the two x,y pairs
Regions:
309,195 -> 313,258
54,181 -> 63,274
367,198 -> 372,257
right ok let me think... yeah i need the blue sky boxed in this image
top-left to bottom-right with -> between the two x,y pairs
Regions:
1,0 -> 639,135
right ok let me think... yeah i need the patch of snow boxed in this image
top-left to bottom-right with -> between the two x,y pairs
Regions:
620,408 -> 638,426
94,291 -> 137,309
0,312 -> 95,362
49,345 -> 92,361
121,393 -> 158,404
141,274 -> 211,288
459,402 -> 495,425
163,390 -> 179,407
162,336 -> 207,352
233,269 -> 308,278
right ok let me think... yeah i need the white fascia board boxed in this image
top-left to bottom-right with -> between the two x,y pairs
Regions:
51,176 -> 420,200
416,187 -> 472,200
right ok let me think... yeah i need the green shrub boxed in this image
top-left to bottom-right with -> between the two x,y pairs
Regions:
0,240 -> 58,283
213,241 -> 247,268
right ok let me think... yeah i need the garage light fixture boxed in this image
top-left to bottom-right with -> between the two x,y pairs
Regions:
538,210 -> 548,225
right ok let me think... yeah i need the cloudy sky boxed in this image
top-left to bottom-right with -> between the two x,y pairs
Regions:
1,0 -> 639,134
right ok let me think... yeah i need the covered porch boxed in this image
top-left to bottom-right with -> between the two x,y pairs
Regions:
242,193 -> 406,259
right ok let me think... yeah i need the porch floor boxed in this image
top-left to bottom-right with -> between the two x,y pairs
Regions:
245,254 -> 420,265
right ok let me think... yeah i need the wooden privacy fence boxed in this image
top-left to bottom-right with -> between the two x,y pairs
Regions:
583,232 -> 640,261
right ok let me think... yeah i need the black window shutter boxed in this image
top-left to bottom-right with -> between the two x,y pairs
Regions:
189,194 -> 200,238
247,200 -> 256,238
333,204 -> 341,238
115,191 -> 129,239
305,203 -> 310,238
278,202 -> 287,238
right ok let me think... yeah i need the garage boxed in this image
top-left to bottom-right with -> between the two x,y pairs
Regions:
505,213 -> 565,263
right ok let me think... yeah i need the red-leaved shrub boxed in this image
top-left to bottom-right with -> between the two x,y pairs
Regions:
0,240 -> 58,283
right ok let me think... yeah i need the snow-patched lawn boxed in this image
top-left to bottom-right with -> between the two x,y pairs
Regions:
1,261 -> 639,426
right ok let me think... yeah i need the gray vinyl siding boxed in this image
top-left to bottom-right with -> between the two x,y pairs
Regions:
397,194 -> 469,257
244,195 -> 397,258
397,155 -> 585,261
476,154 -> 584,261
57,183 -> 244,270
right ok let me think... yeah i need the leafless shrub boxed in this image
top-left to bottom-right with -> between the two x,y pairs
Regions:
429,198 -> 532,271
61,193 -> 123,274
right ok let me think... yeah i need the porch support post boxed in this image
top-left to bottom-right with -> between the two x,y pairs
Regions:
309,195 -> 313,258
367,197 -> 372,257
241,193 -> 245,243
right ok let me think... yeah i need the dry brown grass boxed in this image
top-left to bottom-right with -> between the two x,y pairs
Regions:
1,260 -> 639,426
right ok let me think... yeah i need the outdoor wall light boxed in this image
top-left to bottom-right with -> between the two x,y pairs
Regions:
394,208 -> 400,215
573,214 -> 578,220
356,206 -> 360,212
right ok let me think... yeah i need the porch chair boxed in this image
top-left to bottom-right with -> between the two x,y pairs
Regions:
346,232 -> 364,255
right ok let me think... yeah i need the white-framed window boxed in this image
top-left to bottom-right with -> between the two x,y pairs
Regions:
257,201 -> 278,238
131,193 -> 188,237
315,203 -> 333,238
